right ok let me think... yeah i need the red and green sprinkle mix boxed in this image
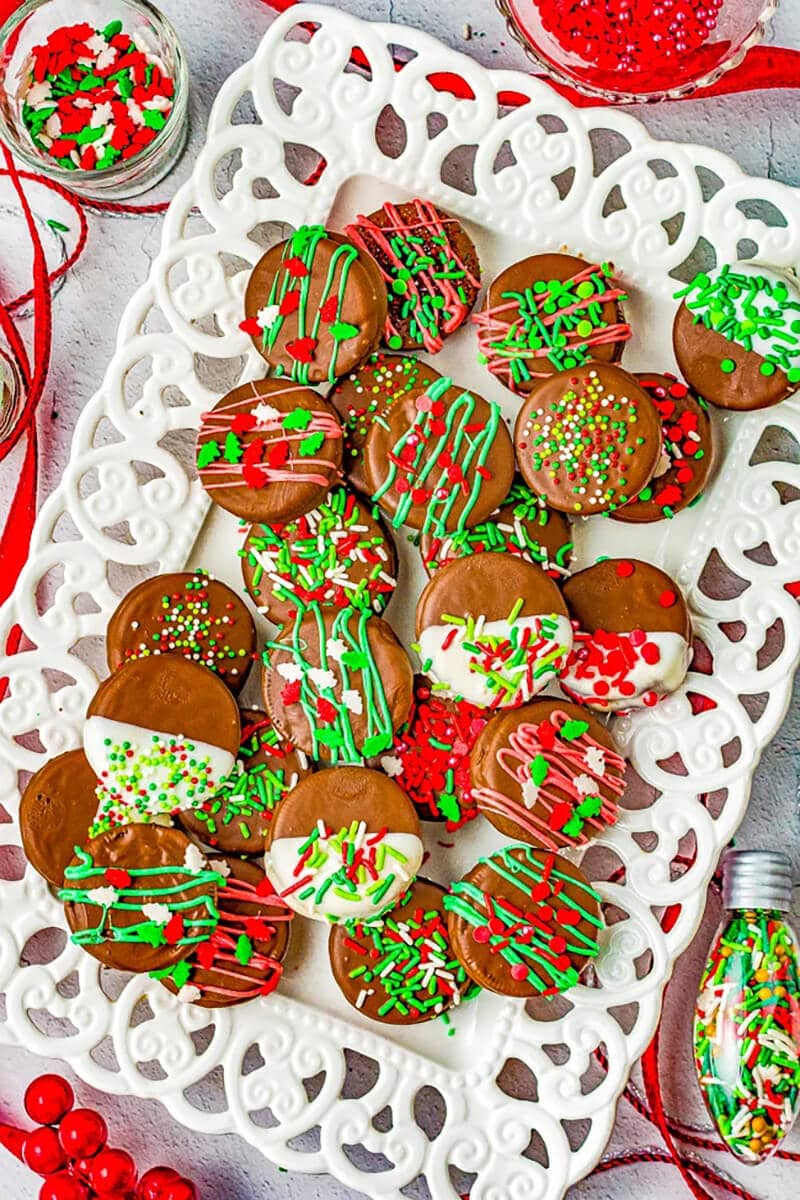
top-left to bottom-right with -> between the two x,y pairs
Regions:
283,819 -> 411,913
694,908 -> 800,1162
343,902 -> 478,1021
242,487 -> 396,617
20,21 -> 174,172
630,376 -> 709,516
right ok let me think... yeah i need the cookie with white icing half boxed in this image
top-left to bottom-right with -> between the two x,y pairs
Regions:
84,656 -> 241,835
414,553 -> 573,709
59,825 -> 224,973
471,699 -> 626,850
561,558 -> 692,712
265,767 -> 423,924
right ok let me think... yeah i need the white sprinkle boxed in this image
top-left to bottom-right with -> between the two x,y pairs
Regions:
326,637 -> 347,661
574,773 -> 596,797
177,985 -> 202,1005
380,754 -> 402,778
86,886 -> 116,907
342,689 -> 363,715
276,662 -> 304,682
256,304 -> 280,330
141,902 -> 171,925
583,745 -> 606,776
521,778 -> 539,810
184,843 -> 207,874
308,667 -> 337,690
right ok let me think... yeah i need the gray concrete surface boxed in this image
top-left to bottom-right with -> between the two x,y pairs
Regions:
1,0 -> 799,1196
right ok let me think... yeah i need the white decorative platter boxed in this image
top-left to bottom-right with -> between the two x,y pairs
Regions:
2,7 -> 800,1198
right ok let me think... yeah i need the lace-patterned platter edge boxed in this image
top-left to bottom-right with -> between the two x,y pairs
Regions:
2,7 -> 800,1199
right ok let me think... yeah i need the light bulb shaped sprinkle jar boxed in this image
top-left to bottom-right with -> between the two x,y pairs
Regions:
694,849 -> 800,1163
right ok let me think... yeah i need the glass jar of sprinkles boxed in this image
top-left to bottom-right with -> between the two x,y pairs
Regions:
0,0 -> 188,200
694,850 -> 800,1164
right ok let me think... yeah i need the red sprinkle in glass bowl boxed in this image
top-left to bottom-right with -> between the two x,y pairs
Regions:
496,0 -> 779,103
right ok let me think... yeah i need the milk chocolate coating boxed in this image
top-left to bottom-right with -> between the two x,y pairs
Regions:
177,708 -> 313,855
364,382 -> 514,533
470,698 -> 624,848
419,482 -> 573,577
263,609 -> 413,763
240,490 -> 398,626
446,846 -> 601,997
514,363 -> 662,515
327,353 -> 441,493
345,201 -> 481,351
62,826 -> 218,973
159,856 -> 291,1008
478,253 -> 628,395
196,379 -> 343,524
673,301 -> 791,411
562,558 -> 690,637
20,750 -> 99,887
106,570 -> 255,694
613,372 -> 714,523
87,655 -> 241,757
328,878 -> 470,1024
415,553 -> 568,636
266,766 -> 420,848
244,229 -> 387,384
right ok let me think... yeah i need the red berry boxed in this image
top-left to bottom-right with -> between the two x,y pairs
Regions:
25,1076 -> 75,1125
59,1109 -> 107,1159
23,1127 -> 67,1175
39,1173 -> 89,1200
136,1168 -> 181,1200
161,1181 -> 197,1200
90,1147 -> 138,1193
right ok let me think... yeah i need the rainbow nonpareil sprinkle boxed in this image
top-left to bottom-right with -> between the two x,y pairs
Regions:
20,21 -> 174,172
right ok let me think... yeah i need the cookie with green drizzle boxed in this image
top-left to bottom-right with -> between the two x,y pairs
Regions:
673,262 -> 800,411
419,478 -> 573,578
60,825 -> 224,973
155,856 -> 292,1008
444,845 -> 602,997
106,569 -> 256,694
240,486 -> 398,626
263,604 -> 413,765
364,376 -> 515,537
197,378 -> 343,524
84,655 -> 241,835
328,352 -> 441,493
265,767 -> 423,924
329,878 -> 477,1024
473,253 -> 631,396
177,708 -> 313,855
20,749 -> 101,888
243,225 -> 387,385
471,699 -> 625,850
514,363 -> 663,515
344,199 -> 481,354
414,553 -> 572,710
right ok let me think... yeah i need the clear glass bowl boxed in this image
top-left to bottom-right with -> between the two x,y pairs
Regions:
496,0 -> 779,103
0,0 -> 188,199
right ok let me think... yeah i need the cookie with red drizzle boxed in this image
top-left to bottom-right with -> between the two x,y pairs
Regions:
345,200 -> 481,353
382,676 -> 489,829
561,558 -> 692,711
613,372 -> 713,522
154,856 -> 292,1008
471,699 -> 625,850
474,253 -> 630,395
177,708 -> 313,855
243,225 -> 387,385
444,845 -> 602,997
329,879 -> 477,1024
196,378 -> 343,524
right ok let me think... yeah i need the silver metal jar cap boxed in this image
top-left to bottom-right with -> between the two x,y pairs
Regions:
722,849 -> 793,912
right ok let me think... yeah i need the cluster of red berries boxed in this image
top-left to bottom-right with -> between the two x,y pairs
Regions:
5,1075 -> 198,1200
